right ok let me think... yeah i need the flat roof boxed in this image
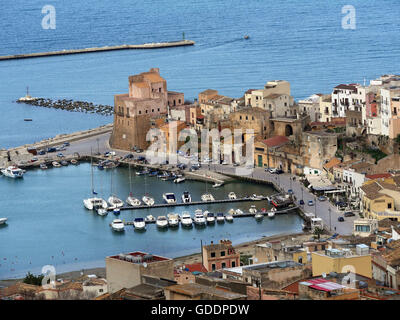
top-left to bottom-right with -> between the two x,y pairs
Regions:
108,251 -> 171,264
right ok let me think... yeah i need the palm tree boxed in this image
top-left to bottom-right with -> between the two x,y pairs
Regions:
313,227 -> 323,240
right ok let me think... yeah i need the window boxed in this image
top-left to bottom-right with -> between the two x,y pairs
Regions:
388,203 -> 392,209
220,251 -> 225,257
211,264 -> 216,271
210,252 -> 216,258
139,110 -> 142,115
221,262 -> 226,268
152,109 -> 154,112
231,261 -> 236,267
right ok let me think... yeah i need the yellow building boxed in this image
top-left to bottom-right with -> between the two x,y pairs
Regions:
360,175 -> 400,221
312,247 -> 372,278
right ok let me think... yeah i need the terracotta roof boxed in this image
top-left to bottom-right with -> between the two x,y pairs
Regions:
324,158 -> 341,170
262,135 -> 290,148
360,182 -> 383,199
366,173 -> 393,180
181,263 -> 208,273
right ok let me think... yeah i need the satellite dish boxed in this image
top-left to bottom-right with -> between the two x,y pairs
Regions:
143,262 -> 148,268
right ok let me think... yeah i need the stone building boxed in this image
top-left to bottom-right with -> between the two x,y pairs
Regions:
302,131 -> 338,171
110,68 -> 184,150
202,239 -> 240,272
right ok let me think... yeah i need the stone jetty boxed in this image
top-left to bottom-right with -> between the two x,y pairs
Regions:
16,97 -> 113,116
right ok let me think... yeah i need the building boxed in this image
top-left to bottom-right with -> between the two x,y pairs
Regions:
110,68 -> 184,151
353,219 -> 379,237
252,241 -> 308,265
298,94 -> 322,122
311,246 -> 372,278
164,283 -> 246,300
202,239 -> 240,272
331,84 -> 364,118
105,251 -> 174,294
319,94 -> 333,122
302,131 -> 338,171
298,278 -> 360,300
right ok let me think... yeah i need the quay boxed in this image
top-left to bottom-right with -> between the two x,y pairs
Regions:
0,40 -> 195,61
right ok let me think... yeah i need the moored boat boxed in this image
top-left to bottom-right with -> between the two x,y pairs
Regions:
145,215 -> 156,223
142,195 -> 155,206
163,193 -> 176,204
111,219 -> 125,232
1,166 -> 24,178
156,216 -> 168,229
255,212 -> 264,220
52,161 -> 61,168
206,212 -> 215,224
96,208 -> 108,216
216,213 -> 225,223
133,218 -> 146,230
83,198 -> 108,210
249,205 -> 257,214
0,218 -> 8,225
40,163 -> 48,170
180,212 -> 193,227
225,213 -> 234,222
201,193 -> 214,202
126,195 -> 141,206
194,211 -> 206,226
108,196 -> 124,208
167,213 -> 179,227
181,191 -> 192,203
268,207 -> 277,218
228,192 -> 237,200
174,177 -> 185,183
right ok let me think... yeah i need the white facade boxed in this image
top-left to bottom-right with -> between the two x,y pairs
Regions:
298,94 -> 321,122
380,88 -> 392,137
331,84 -> 364,118
342,169 -> 366,198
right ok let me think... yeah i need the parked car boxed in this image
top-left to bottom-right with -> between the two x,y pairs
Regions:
31,157 -> 38,162
335,201 -> 347,207
267,168 -> 278,174
123,153 -> 134,159
63,142 -> 70,147
136,149 -> 143,153
299,199 -> 305,205
57,153 -> 64,158
276,169 -> 284,174
338,217 -> 345,222
177,163 -> 186,170
308,200 -> 314,206
318,196 -> 327,201
47,147 -> 57,153
344,211 -> 355,217
288,189 -> 294,195
38,150 -> 46,155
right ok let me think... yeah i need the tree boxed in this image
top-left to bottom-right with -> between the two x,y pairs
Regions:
23,272 -> 44,286
313,227 -> 324,240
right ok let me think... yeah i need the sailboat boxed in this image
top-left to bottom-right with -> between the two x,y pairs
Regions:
83,151 -> 108,210
142,171 -> 155,206
107,167 -> 124,208
201,178 -> 215,202
126,163 -> 141,206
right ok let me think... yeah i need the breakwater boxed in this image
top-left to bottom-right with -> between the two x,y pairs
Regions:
16,98 -> 113,116
0,40 -> 195,61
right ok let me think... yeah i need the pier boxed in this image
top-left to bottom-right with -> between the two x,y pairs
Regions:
0,40 -> 195,61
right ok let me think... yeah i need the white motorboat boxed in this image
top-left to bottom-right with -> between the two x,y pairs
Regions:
251,194 -> 263,201
174,177 -> 185,183
1,166 -> 24,178
249,205 -> 257,214
268,207 -> 277,218
206,212 -> 215,224
156,216 -> 168,228
126,195 -> 141,206
52,161 -> 61,168
142,195 -> 155,206
194,211 -> 206,226
40,163 -> 48,170
212,182 -> 223,188
133,218 -> 146,230
225,213 -> 234,222
216,213 -> 225,223
182,191 -> 192,203
228,208 -> 236,215
0,218 -> 8,225
228,192 -> 237,200
111,219 -> 125,232
255,212 -> 264,220
145,215 -> 156,223
180,212 -> 193,227
96,208 -> 108,216
201,193 -> 215,202
83,198 -> 108,210
235,209 -> 244,215
167,213 -> 179,227
163,193 -> 176,204
108,196 -> 124,208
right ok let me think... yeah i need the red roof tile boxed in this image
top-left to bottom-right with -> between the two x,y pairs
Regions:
366,173 -> 393,180
262,135 -> 289,148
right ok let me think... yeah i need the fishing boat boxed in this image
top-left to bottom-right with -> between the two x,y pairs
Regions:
194,211 -> 206,226
228,192 -> 237,200
156,216 -> 168,229
111,219 -> 125,232
268,207 -> 277,218
0,218 -> 8,225
212,182 -> 223,188
235,209 -> 244,215
163,193 -> 176,204
249,205 -> 257,214
108,196 -> 124,208
225,213 -> 234,222
1,166 -> 24,178
142,195 -> 155,206
167,213 -> 179,227
52,161 -> 61,168
180,212 -> 193,227
181,191 -> 192,203
201,193 -> 215,202
216,213 -> 225,223
255,212 -> 264,220
174,177 -> 185,183
133,218 -> 146,230
96,208 -> 108,216
206,212 -> 215,224
70,159 -> 78,165
61,160 -> 68,166
40,163 -> 48,170
145,215 -> 156,223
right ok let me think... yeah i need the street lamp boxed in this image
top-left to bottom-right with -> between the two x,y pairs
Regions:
329,207 -> 332,232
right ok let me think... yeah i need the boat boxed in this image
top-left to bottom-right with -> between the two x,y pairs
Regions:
96,208 -> 108,216
167,213 -> 179,227
142,195 -> 155,206
180,212 -> 193,227
148,170 -> 159,177
228,192 -> 237,200
181,191 -> 192,203
163,193 -> 177,204
212,182 -> 223,188
40,163 -> 48,170
111,219 -> 125,232
136,169 -> 149,176
235,209 -> 244,215
201,193 -> 215,202
174,177 -> 185,183
126,194 -> 141,206
0,218 -> 8,225
24,118 -> 33,121
255,212 -> 264,220
194,211 -> 206,226
228,208 -> 236,215
61,160 -> 68,166
216,213 -> 225,223
162,174 -> 177,181
113,208 -> 120,215
206,212 -> 215,224
70,159 -> 78,165
83,198 -> 108,210
156,216 -> 168,229
251,194 -> 263,201
249,205 -> 257,214
225,213 -> 234,222
145,215 -> 156,223
244,35 -> 250,39
133,218 -> 146,230
52,161 -> 61,168
158,171 -> 169,179
268,207 -> 277,218
108,196 -> 124,208
1,166 -> 24,178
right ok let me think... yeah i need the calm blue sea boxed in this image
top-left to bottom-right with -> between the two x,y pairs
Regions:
0,0 -> 399,278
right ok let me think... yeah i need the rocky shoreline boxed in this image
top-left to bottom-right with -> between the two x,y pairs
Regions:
16,97 -> 113,116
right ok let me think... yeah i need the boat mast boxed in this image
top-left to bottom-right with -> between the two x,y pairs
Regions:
129,163 -> 132,196
90,147 -> 94,195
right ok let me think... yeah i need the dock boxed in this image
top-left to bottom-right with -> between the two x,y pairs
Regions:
0,40 -> 195,61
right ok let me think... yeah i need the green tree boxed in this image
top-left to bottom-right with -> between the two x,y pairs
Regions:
313,227 -> 324,240
23,272 -> 44,286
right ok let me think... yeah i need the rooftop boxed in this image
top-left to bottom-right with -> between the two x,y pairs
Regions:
262,135 -> 290,148
108,251 -> 171,264
165,283 -> 246,300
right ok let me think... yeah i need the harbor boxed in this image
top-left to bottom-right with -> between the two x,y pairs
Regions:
0,40 -> 195,61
